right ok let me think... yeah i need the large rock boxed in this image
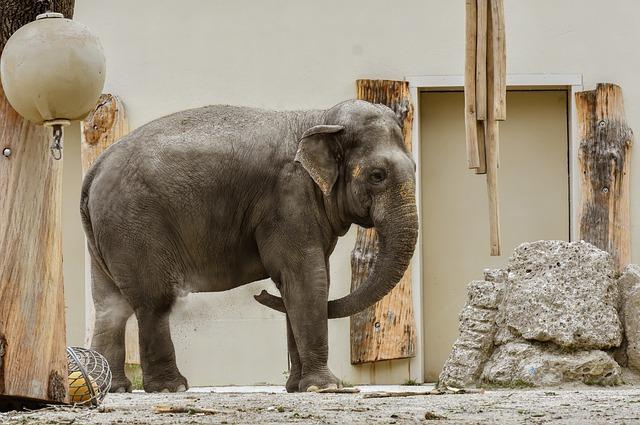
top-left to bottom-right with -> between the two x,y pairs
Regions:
438,276 -> 504,387
481,342 -> 622,386
618,264 -> 640,371
498,240 -> 622,349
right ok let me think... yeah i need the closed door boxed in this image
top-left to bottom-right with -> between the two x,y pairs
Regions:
420,90 -> 569,381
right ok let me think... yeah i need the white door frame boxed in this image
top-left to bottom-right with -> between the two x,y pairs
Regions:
406,74 -> 584,383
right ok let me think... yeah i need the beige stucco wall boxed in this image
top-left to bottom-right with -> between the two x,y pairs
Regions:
59,0 -> 640,385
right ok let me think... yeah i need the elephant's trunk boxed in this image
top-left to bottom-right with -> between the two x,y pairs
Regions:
327,182 -> 419,317
254,181 -> 419,319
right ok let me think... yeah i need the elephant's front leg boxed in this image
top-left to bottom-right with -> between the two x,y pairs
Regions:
280,259 -> 341,392
285,315 -> 302,392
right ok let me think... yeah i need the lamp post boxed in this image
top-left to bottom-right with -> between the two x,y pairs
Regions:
1,11 -> 106,159
0,7 -> 104,408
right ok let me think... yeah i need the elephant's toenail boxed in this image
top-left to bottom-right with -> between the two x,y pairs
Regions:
176,385 -> 186,392
306,385 -> 320,392
161,388 -> 170,393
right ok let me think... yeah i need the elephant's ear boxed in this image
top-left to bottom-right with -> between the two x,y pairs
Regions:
295,125 -> 345,195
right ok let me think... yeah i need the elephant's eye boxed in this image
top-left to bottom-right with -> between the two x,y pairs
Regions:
368,168 -> 387,184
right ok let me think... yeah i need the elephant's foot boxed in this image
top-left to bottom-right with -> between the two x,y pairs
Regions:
109,375 -> 133,393
286,369 -> 302,393
299,368 -> 342,392
143,369 -> 189,393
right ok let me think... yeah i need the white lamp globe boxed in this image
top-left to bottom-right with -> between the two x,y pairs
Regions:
0,12 -> 106,125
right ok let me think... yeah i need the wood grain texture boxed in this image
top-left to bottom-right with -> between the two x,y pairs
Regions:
484,118 -> 500,256
485,0 -> 501,256
80,94 -> 134,361
0,0 -> 75,406
475,0 -> 488,121
576,83 -> 632,273
351,79 -> 417,364
81,94 -> 128,176
489,0 -> 506,121
464,0 -> 480,169
0,86 -> 68,404
475,120 -> 487,175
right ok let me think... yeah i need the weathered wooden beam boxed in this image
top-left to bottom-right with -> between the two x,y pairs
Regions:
489,0 -> 506,121
350,79 -> 417,364
0,86 -> 68,406
81,94 -> 128,175
464,0 -> 480,169
80,94 -> 136,363
0,0 -> 74,407
475,121 -> 487,175
484,118 -> 500,256
576,83 -> 632,273
485,0 -> 501,256
475,0 -> 488,121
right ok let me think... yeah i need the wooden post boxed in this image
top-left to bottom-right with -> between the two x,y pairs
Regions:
81,94 -> 128,174
576,83 -> 633,273
485,0 -> 502,256
466,0 -> 505,250
475,121 -> 487,174
475,0 -> 488,121
484,117 -> 500,256
0,0 -> 75,407
80,94 -> 136,364
350,80 -> 417,364
464,0 -> 480,169
489,0 -> 506,121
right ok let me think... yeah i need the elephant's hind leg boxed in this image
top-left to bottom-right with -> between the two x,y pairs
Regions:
135,305 -> 188,393
123,259 -> 188,392
90,259 -> 134,393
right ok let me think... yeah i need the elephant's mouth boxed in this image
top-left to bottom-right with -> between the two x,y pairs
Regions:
353,215 -> 375,229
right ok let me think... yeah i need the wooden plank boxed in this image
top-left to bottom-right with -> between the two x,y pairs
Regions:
485,1 -> 501,256
484,118 -> 500,256
576,83 -> 632,273
464,0 -> 480,169
80,94 -> 136,363
475,0 -> 488,121
489,0 -> 506,120
0,0 -> 74,407
351,79 -> 417,364
475,120 -> 487,174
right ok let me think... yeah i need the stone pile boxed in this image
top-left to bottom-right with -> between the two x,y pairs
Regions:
438,271 -> 505,387
617,264 -> 640,370
439,240 -> 640,388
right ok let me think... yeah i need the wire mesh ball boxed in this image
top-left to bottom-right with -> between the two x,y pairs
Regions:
66,347 -> 112,406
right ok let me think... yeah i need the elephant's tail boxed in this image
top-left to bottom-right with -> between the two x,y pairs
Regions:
80,162 -> 112,281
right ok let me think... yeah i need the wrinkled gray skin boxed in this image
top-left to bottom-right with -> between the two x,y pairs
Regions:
81,100 -> 418,393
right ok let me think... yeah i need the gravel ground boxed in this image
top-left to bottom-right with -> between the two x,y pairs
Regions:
2,385 -> 640,424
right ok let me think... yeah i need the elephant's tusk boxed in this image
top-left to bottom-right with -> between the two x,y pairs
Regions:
254,290 -> 286,313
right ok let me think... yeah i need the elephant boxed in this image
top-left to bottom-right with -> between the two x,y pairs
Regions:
80,99 -> 419,393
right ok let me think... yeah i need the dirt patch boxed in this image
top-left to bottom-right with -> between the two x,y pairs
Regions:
1,386 -> 640,424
